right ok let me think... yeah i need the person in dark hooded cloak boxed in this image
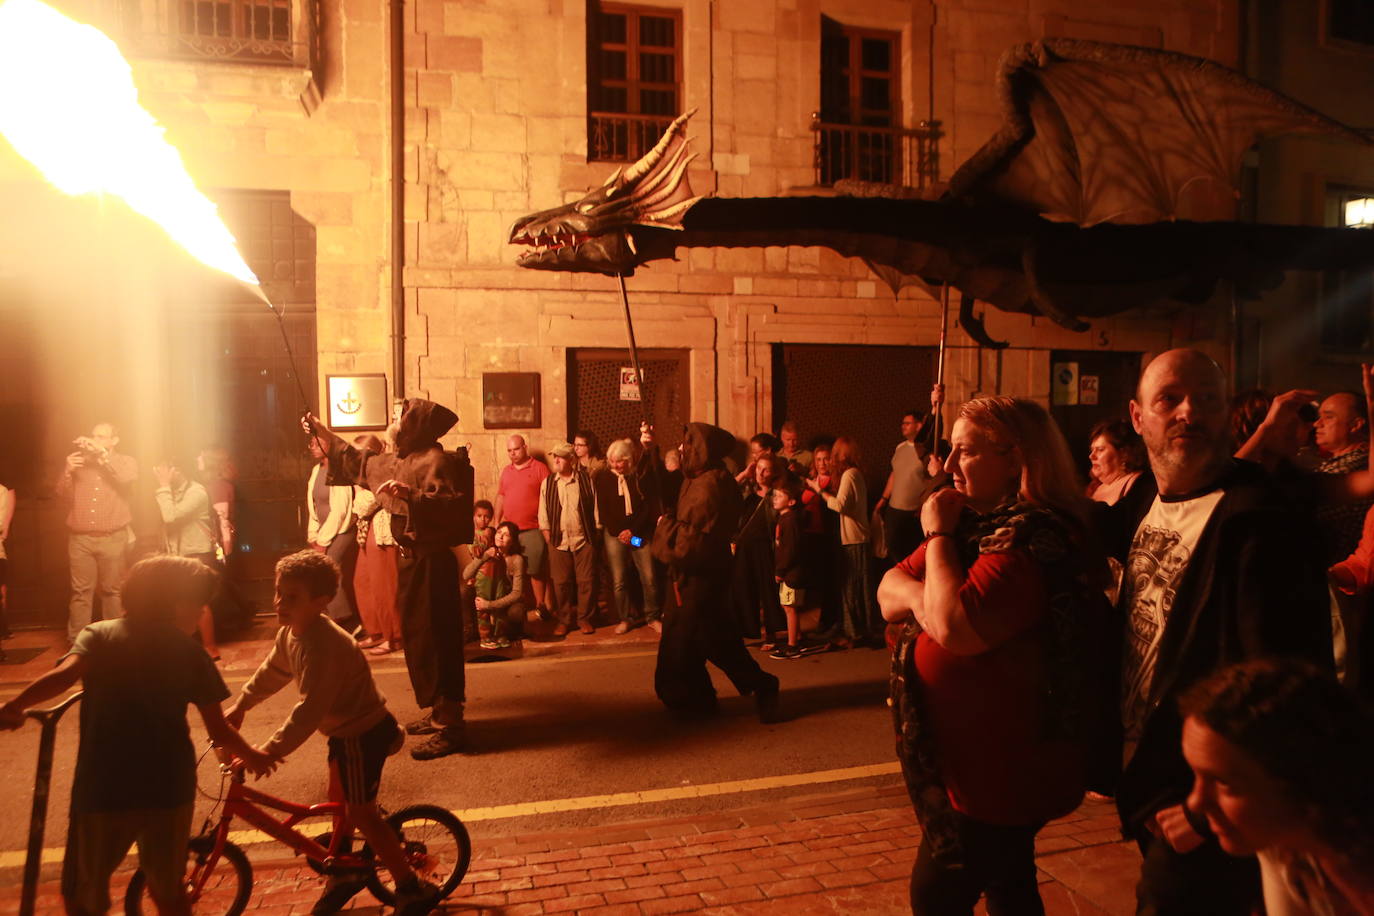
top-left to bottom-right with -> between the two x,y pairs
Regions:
304,400 -> 473,759
652,422 -> 781,722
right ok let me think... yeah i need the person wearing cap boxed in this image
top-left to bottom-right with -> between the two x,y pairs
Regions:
539,442 -> 598,636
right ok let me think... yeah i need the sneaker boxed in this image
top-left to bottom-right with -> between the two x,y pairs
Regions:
797,641 -> 829,657
494,637 -> 512,649
769,644 -> 801,660
579,622 -> 596,634
310,873 -> 368,914
613,621 -> 631,635
754,673 -> 782,724
479,638 -> 499,649
411,726 -> 465,760
404,715 -> 440,736
394,877 -> 443,915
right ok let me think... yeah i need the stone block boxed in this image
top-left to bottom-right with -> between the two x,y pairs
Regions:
736,53 -> 777,81
438,109 -> 473,148
446,150 -> 527,192
754,276 -> 798,297
471,114 -> 528,154
466,210 -> 516,264
418,221 -> 468,266
292,191 -> 356,226
345,23 -> 388,98
719,0 -> 774,33
716,247 -> 766,275
429,35 -> 483,72
414,0 -> 447,34
417,72 -> 455,109
342,0 -> 382,25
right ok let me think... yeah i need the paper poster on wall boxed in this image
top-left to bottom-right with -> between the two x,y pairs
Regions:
1051,362 -> 1079,406
1080,374 -> 1100,406
619,366 -> 643,401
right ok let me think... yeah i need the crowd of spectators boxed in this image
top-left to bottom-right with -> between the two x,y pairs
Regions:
5,346 -> 1373,914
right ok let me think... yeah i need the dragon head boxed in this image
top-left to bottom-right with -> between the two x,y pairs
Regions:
508,109 -> 702,274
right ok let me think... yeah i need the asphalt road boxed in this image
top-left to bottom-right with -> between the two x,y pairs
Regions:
0,640 -> 898,872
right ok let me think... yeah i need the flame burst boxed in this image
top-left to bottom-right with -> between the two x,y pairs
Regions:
0,0 -> 259,286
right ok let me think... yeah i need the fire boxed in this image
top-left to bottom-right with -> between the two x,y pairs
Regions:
0,0 -> 259,286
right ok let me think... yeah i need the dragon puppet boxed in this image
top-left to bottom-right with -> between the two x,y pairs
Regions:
509,39 -> 1374,348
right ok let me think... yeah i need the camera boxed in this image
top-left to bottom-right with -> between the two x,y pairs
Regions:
629,535 -> 645,548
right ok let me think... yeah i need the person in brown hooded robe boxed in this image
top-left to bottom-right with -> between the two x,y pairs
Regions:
652,422 -> 780,722
304,400 -> 473,759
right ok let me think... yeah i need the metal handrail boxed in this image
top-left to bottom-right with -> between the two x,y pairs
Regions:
20,692 -> 82,916
810,113 -> 943,191
114,0 -> 314,67
588,111 -> 677,163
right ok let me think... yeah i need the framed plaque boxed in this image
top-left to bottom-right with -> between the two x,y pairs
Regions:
325,374 -> 389,431
483,372 -> 541,429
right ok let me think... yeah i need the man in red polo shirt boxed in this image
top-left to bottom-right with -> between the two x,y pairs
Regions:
57,422 -> 139,643
494,435 -> 550,617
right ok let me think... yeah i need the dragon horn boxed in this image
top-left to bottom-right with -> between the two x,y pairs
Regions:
618,108 -> 698,188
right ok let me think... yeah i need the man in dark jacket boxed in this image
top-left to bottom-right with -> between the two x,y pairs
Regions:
1106,349 -> 1332,914
306,400 -> 473,760
652,423 -> 780,722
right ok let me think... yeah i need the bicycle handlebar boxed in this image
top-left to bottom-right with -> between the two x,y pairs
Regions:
23,692 -> 82,724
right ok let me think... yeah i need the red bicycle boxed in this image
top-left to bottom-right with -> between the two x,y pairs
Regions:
122,753 -> 470,915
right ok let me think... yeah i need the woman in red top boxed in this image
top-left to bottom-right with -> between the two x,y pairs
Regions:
878,396 -> 1111,915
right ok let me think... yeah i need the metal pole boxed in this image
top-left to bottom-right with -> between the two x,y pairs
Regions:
934,283 -> 951,442
21,692 -> 82,916
616,273 -> 648,421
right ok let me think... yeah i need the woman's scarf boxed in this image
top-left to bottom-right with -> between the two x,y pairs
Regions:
888,500 -> 1110,861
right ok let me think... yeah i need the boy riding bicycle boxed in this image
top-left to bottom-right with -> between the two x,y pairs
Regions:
226,550 -> 440,915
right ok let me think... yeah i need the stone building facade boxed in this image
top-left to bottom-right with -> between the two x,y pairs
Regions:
0,0 -> 1248,619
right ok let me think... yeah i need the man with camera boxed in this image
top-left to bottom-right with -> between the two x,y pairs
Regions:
57,422 -> 139,642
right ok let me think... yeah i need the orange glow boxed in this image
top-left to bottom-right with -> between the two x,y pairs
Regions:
0,0 -> 259,286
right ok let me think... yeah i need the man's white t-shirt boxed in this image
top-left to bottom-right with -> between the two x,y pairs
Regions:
1120,488 -> 1225,761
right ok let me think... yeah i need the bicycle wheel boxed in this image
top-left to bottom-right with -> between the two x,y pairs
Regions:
364,804 -> 471,905
123,836 -> 252,915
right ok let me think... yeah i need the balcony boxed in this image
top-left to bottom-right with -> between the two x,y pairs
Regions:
115,0 -> 317,69
811,114 -> 942,191
588,111 -> 676,163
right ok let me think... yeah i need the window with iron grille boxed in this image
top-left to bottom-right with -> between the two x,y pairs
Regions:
588,3 -> 682,163
116,0 -> 305,65
216,190 -> 316,306
816,17 -> 902,186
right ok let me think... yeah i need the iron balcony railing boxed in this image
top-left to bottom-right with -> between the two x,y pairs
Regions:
115,0 -> 317,67
588,111 -> 677,163
810,113 -> 942,191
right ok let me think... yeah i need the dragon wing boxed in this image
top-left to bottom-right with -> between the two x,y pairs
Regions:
947,39 -> 1373,226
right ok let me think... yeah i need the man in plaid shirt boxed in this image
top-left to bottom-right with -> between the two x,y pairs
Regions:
57,422 -> 138,642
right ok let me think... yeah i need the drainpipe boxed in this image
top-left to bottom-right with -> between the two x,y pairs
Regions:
390,0 -> 406,398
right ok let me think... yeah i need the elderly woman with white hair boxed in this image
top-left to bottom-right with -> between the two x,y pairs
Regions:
592,430 -> 666,634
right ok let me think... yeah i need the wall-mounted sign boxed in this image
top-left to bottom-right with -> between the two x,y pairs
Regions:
326,374 -> 388,430
619,366 -> 643,401
483,372 -> 541,429
1080,374 -> 1100,406
1051,362 -> 1079,406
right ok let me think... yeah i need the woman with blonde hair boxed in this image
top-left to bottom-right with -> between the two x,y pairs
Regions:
879,396 -> 1112,914
808,435 -> 875,648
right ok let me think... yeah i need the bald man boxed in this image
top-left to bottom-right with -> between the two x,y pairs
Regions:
1105,349 -> 1332,915
495,435 -> 550,615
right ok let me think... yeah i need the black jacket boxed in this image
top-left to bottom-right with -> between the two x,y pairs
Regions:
592,449 -> 663,541
773,509 -> 805,588
1104,461 -> 1333,837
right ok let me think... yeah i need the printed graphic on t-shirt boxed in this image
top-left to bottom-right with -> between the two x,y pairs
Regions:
1119,490 -> 1224,751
